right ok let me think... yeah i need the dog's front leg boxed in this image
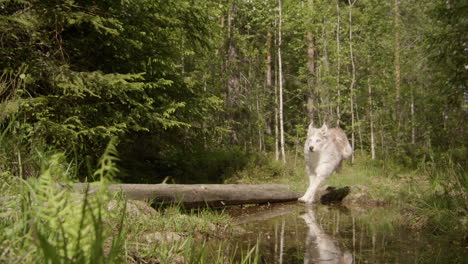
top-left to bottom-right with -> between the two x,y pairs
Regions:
299,173 -> 317,203
299,152 -> 315,203
299,175 -> 325,203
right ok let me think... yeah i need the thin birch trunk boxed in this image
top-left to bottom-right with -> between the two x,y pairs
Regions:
394,0 -> 402,132
226,3 -> 240,143
367,56 -> 376,159
266,31 -> 273,152
306,36 -> 315,123
379,116 -> 385,158
274,21 -> 280,161
348,0 -> 356,163
322,26 -> 332,123
411,88 -> 415,144
278,0 -> 286,164
256,84 -> 263,152
306,0 -> 316,123
335,0 -> 341,127
266,32 -> 273,92
355,102 -> 364,155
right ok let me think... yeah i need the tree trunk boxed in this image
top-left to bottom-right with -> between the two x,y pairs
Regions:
274,22 -> 280,161
394,0 -> 401,132
411,88 -> 415,144
348,0 -> 356,163
335,0 -> 341,127
367,56 -> 376,159
266,32 -> 273,92
226,2 -> 240,143
266,31 -> 273,153
278,0 -> 286,164
73,183 -> 301,208
355,102 -> 364,155
306,0 -> 316,124
257,96 -> 263,152
379,116 -> 386,158
321,26 -> 332,124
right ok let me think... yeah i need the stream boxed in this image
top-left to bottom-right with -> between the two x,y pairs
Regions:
218,202 -> 466,264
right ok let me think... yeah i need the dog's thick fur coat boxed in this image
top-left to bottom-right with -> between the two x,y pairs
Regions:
298,123 -> 353,203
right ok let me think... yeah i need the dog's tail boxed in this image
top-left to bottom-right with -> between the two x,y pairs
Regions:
342,143 -> 353,160
337,135 -> 353,159
333,130 -> 353,160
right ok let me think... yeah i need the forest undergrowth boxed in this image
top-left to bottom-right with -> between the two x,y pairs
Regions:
0,141 -> 260,264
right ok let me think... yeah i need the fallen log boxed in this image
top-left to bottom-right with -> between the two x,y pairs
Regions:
73,183 -> 302,208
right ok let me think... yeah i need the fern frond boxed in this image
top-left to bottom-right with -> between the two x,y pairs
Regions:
93,137 -> 120,182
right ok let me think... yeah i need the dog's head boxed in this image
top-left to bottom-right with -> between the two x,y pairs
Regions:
307,123 -> 328,152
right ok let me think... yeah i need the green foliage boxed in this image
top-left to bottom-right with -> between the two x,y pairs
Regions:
226,152 -> 286,183
121,147 -> 252,184
0,151 -> 126,263
2,0 -> 464,183
93,137 -> 120,182
0,0 -> 223,179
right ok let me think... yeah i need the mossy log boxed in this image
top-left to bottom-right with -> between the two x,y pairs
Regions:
73,183 -> 302,208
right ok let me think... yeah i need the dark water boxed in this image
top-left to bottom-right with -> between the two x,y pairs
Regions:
222,203 -> 466,264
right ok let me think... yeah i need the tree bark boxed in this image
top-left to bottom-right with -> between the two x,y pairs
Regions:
266,31 -> 273,92
73,183 -> 301,208
226,2 -> 240,143
278,0 -> 286,164
335,0 -> 342,127
274,23 -> 280,161
355,102 -> 364,155
367,56 -> 376,159
266,31 -> 273,153
306,0 -> 316,124
348,0 -> 356,163
394,0 -> 401,131
411,88 -> 415,144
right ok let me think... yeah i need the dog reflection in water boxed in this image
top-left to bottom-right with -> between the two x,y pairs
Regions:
301,206 -> 353,264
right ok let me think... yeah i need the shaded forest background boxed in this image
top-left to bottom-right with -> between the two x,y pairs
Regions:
0,0 -> 466,184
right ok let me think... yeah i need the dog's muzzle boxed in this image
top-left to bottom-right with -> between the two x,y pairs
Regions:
309,146 -> 314,152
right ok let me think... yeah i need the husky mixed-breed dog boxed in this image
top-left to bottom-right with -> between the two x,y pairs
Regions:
299,123 -> 353,203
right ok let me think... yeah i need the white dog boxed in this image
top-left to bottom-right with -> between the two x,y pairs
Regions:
298,123 -> 353,203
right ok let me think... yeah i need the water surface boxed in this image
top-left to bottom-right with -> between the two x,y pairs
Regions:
223,202 -> 466,264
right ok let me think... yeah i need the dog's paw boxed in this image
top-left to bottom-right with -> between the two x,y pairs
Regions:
298,197 -> 313,203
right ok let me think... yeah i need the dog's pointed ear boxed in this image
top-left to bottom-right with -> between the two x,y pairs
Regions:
307,122 -> 315,135
320,123 -> 328,134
